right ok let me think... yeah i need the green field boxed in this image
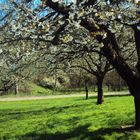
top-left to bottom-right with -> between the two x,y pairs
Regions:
0,96 -> 139,140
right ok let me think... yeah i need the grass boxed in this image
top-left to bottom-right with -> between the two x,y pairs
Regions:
30,83 -> 53,95
0,83 -> 53,98
0,95 -> 139,140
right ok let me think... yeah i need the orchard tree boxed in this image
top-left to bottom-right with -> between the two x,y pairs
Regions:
43,41 -> 112,104
71,52 -> 112,104
0,38 -> 44,94
48,24 -> 135,104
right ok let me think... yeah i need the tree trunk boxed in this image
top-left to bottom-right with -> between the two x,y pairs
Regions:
14,82 -> 18,95
134,95 -> 140,129
85,80 -> 88,100
97,76 -> 104,104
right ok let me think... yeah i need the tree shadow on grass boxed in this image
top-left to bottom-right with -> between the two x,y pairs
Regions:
20,124 -> 138,140
21,124 -> 92,140
0,103 -> 90,123
1,103 -> 88,115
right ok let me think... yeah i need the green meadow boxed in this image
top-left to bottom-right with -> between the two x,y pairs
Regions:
0,96 -> 139,140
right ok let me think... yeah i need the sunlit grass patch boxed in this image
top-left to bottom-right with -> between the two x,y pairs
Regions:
0,96 -> 138,140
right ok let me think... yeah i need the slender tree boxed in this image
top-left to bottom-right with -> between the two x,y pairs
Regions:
71,52 -> 112,104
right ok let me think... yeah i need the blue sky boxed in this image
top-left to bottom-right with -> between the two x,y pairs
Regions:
0,0 -> 74,22
30,0 -> 41,9
0,0 -> 41,21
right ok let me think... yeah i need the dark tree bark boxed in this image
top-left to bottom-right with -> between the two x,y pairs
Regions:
102,28 -> 140,129
97,76 -> 104,104
134,95 -> 140,129
85,80 -> 88,100
132,28 -> 140,129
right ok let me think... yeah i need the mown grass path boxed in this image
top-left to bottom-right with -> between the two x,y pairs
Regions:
0,91 -> 130,101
